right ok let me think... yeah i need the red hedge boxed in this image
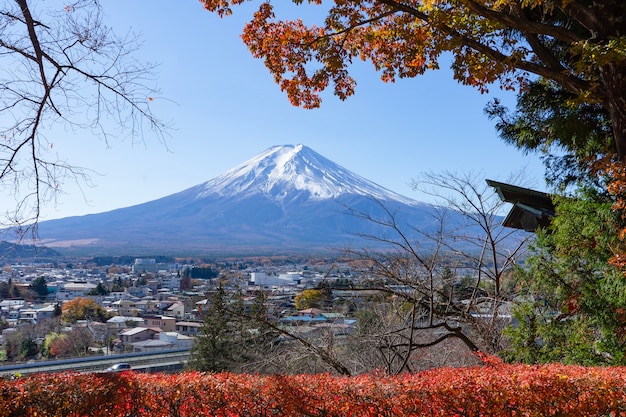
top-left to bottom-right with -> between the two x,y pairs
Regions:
2,360 -> 626,416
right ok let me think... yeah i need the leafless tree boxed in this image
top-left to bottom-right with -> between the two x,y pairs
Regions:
51,326 -> 95,358
410,171 -> 531,351
344,297 -> 484,373
235,326 -> 347,375
340,171 -> 531,374
0,0 -> 169,235
226,300 -> 352,375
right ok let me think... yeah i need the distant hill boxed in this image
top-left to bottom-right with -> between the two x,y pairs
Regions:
0,241 -> 61,261
26,144 -> 508,256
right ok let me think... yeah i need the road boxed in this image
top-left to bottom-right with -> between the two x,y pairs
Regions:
0,348 -> 191,377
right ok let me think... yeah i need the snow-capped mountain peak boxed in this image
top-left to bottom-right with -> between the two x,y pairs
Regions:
34,143 -> 505,255
195,144 -> 418,205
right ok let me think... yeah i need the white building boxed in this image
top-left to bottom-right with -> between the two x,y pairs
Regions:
159,331 -> 194,349
159,274 -> 181,291
250,272 -> 301,287
55,282 -> 97,301
132,259 -> 157,274
17,304 -> 57,324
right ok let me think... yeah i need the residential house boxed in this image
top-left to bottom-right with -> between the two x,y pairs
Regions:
112,299 -> 141,317
298,308 -> 323,317
17,304 -> 57,324
320,312 -> 346,323
162,301 -> 185,319
280,309 -> 352,327
193,299 -> 209,318
126,286 -> 152,298
177,295 -> 199,318
119,327 -> 161,345
175,321 -> 202,336
159,332 -> 194,349
134,299 -> 159,315
107,316 -> 145,329
159,274 -> 181,292
129,338 -> 173,352
142,315 -> 176,332
0,299 -> 26,324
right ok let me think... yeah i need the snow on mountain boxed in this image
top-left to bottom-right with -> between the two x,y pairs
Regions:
195,144 -> 419,205
30,144 -> 450,255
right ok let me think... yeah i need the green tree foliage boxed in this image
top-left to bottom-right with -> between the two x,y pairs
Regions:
0,279 -> 21,299
184,266 -> 219,279
87,282 -> 110,296
135,275 -> 148,286
19,337 -> 38,360
4,332 -> 39,362
486,46 -> 626,366
29,276 -> 49,300
46,328 -> 94,358
188,286 -> 243,372
110,276 -> 129,292
188,287 -> 284,373
486,79 -> 614,189
505,192 -> 626,364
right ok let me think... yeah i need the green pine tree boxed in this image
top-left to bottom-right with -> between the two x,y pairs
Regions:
188,286 -> 240,372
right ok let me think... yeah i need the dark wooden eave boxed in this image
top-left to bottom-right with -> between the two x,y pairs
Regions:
486,179 -> 555,232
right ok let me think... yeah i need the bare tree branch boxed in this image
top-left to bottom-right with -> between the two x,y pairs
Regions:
0,0 -> 171,235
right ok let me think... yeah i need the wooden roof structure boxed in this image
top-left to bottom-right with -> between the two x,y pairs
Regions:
486,179 -> 555,232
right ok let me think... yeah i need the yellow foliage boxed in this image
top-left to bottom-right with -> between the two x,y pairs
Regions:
294,289 -> 323,309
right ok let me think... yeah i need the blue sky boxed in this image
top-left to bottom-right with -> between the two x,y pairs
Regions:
33,0 -> 546,220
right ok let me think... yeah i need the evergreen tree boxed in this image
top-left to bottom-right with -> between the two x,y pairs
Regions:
188,286 -> 241,372
505,192 -> 626,364
87,282 -> 109,296
188,287 -> 281,373
489,70 -> 626,365
29,276 -> 49,300
486,79 -> 613,190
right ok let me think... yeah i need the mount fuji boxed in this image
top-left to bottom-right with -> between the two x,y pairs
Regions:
33,144 -> 452,255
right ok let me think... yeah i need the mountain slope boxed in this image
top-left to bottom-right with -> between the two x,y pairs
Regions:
195,144 -> 418,204
33,144 -> 455,255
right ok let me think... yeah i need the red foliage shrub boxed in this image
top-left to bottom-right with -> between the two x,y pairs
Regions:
2,360 -> 626,416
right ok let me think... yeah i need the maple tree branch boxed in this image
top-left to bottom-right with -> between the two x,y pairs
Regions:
322,10 -> 396,40
559,0 -> 604,36
459,0 -> 585,43
374,0 -> 591,94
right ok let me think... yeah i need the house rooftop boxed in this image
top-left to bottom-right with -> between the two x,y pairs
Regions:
486,179 -> 555,232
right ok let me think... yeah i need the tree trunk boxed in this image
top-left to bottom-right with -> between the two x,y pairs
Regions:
600,62 -> 626,162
